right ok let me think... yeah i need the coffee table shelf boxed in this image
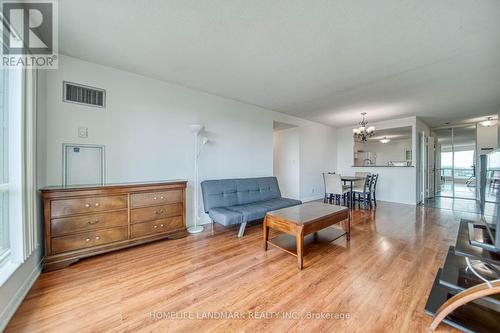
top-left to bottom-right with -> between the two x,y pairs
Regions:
267,226 -> 347,256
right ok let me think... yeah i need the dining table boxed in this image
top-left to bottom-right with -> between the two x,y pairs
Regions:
341,176 -> 365,208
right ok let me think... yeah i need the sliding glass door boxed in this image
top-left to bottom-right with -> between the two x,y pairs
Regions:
434,125 -> 476,199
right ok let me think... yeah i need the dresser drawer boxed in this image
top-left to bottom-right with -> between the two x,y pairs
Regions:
130,203 -> 183,224
130,190 -> 183,208
51,195 -> 128,218
131,216 -> 184,238
51,210 -> 128,237
51,227 -> 128,254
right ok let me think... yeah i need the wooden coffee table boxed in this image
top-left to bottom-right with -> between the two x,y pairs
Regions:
263,202 -> 350,270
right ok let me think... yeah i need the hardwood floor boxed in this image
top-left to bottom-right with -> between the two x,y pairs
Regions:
6,202 -> 474,333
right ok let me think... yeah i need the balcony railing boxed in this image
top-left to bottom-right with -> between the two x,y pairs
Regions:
439,167 -> 474,180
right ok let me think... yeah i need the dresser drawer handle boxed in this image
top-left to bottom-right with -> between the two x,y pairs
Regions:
95,203 -> 100,207
155,209 -> 166,215
160,224 -> 164,228
88,219 -> 100,225
85,237 -> 91,242
85,203 -> 91,208
153,197 -> 158,200
160,196 -> 165,200
153,225 -> 158,229
95,236 -> 101,240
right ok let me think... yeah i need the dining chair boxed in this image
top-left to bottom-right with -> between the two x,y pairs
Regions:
322,173 -> 331,203
353,174 -> 373,209
322,172 -> 337,202
324,173 -> 350,206
354,172 -> 370,188
370,174 -> 379,207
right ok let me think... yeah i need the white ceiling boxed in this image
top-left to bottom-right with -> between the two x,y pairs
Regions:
59,0 -> 500,127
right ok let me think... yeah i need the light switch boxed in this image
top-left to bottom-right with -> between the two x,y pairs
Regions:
78,127 -> 88,138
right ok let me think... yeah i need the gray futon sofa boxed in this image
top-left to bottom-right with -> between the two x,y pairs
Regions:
201,177 -> 302,237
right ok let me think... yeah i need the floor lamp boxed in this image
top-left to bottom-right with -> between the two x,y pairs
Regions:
188,124 -> 208,234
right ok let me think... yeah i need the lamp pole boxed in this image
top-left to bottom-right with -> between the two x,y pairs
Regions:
188,124 -> 205,234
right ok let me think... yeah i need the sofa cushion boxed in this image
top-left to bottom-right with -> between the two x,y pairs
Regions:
201,180 -> 239,211
259,198 -> 303,211
208,207 -> 244,226
201,177 -> 281,212
226,203 -> 269,221
235,178 -> 281,205
226,197 -> 302,222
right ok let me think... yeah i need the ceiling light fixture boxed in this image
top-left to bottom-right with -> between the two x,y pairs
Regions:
353,112 -> 375,142
379,137 -> 390,144
480,117 -> 497,127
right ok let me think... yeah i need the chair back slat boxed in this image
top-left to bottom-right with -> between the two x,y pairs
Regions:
362,174 -> 372,192
371,174 -> 379,192
355,172 -> 370,187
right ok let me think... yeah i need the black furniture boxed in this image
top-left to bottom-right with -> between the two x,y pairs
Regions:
425,220 -> 500,332
341,176 -> 365,208
352,174 -> 373,209
370,174 -> 379,207
350,174 -> 379,209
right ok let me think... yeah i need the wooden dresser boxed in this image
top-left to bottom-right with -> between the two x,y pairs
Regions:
41,180 -> 187,271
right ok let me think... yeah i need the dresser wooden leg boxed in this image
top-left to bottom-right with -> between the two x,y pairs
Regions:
43,258 -> 80,272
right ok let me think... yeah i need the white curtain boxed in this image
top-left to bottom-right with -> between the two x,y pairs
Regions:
21,69 -> 38,260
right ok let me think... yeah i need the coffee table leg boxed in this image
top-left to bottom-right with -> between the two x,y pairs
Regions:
350,181 -> 354,208
296,227 -> 304,270
263,216 -> 269,251
345,213 -> 351,241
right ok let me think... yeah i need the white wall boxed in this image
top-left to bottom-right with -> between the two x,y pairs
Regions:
337,116 -> 421,205
477,124 -> 498,155
45,55 -> 337,224
476,123 -> 497,197
273,127 -> 300,199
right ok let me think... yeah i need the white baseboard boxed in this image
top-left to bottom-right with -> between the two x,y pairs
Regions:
0,259 -> 42,332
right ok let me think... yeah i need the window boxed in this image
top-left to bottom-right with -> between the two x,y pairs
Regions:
0,68 -> 9,263
0,65 -> 37,274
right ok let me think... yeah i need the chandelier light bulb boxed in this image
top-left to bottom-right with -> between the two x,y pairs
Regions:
353,113 -> 375,142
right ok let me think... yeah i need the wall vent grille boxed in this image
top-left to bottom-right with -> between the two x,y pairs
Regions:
63,81 -> 106,107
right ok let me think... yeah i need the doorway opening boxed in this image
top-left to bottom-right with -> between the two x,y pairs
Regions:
273,121 -> 300,200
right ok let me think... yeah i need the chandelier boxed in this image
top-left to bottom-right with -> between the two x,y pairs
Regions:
353,112 -> 375,142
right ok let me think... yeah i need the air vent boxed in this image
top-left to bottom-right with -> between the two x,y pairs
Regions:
63,81 -> 106,108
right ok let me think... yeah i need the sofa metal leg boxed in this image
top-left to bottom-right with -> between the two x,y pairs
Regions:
211,219 -> 215,234
238,222 -> 247,238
